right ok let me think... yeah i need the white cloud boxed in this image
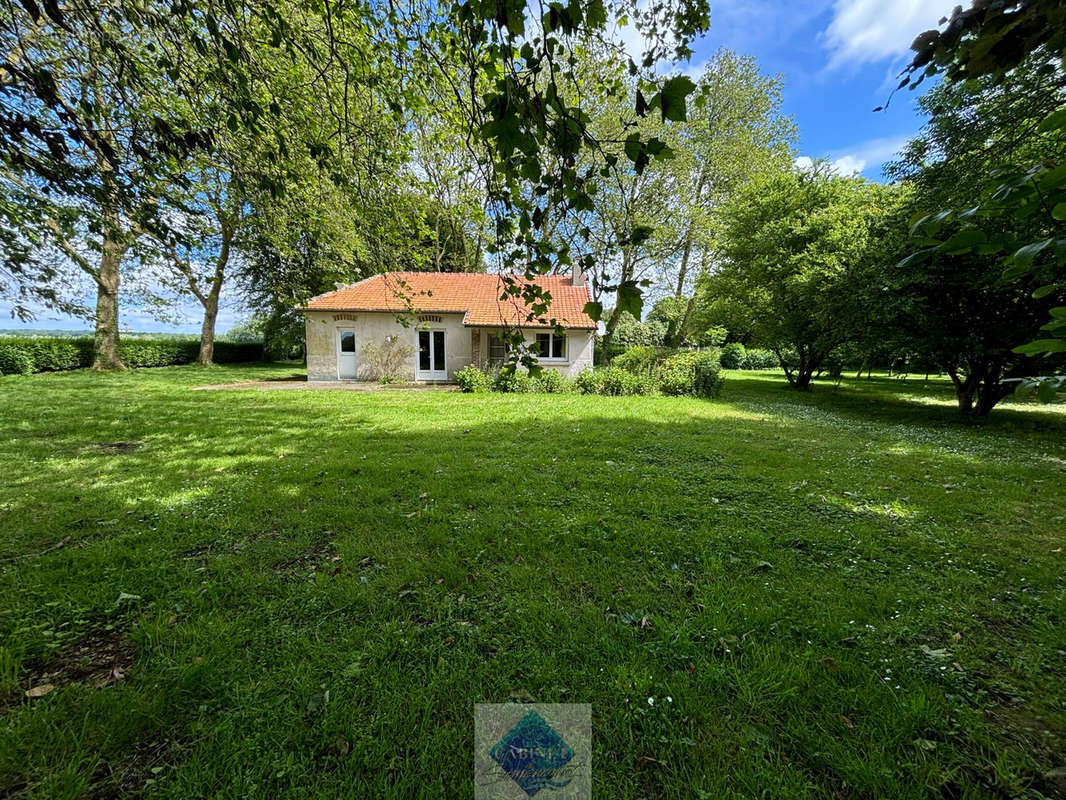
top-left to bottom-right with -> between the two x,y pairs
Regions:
795,132 -> 911,177
794,154 -> 865,176
823,0 -> 955,68
830,154 -> 867,175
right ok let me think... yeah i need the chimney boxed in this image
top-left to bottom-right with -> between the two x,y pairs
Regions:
570,263 -> 586,287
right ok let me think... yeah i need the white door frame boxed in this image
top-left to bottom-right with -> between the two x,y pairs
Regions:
414,327 -> 448,381
336,328 -> 357,379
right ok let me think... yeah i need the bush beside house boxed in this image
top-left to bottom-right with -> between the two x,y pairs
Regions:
456,347 -> 725,399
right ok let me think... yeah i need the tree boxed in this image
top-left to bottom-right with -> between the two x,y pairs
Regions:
392,0 -> 712,347
896,0 -> 1065,95
662,50 -> 794,301
884,69 -> 1064,418
158,168 -> 244,365
154,0 -> 408,366
0,6 -> 197,367
537,48 -> 792,343
646,296 -> 687,346
703,165 -> 901,389
3,0 -> 714,369
611,311 -> 666,348
895,2 -> 1066,398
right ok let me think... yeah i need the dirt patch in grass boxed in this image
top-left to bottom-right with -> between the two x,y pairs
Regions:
87,733 -> 194,798
271,541 -> 342,581
5,624 -> 136,712
986,702 -> 1066,771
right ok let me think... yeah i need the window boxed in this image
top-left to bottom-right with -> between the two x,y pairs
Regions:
488,334 -> 509,363
432,330 -> 445,371
535,332 -> 566,360
340,331 -> 356,353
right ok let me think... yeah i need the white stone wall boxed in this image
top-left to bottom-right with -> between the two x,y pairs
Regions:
304,311 -> 595,381
305,311 -> 472,381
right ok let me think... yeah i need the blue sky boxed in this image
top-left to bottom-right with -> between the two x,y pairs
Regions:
679,0 -> 955,180
4,0 -> 953,333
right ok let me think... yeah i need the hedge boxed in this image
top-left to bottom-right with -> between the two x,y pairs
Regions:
0,337 -> 263,375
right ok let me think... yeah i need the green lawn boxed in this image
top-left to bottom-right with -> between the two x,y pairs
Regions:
1,365 -> 1065,798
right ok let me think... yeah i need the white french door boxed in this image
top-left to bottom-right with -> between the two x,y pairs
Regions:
415,329 -> 447,380
337,329 -> 357,379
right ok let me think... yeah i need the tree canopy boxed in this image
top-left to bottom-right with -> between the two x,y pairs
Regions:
699,164 -> 904,389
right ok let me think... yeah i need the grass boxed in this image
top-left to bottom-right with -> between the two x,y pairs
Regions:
1,364 -> 1064,798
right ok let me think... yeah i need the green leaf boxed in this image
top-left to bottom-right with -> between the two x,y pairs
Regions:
629,225 -> 654,245
1037,378 -> 1060,404
616,281 -> 644,319
623,133 -> 642,164
1032,284 -> 1059,299
910,209 -> 952,236
658,76 -> 696,123
1052,202 -> 1066,221
1036,164 -> 1066,190
939,229 -> 986,254
635,89 -> 648,118
897,248 -> 935,269
584,0 -> 606,28
1013,338 -> 1066,355
1011,238 -> 1054,269
1037,108 -> 1066,134
583,301 -> 603,321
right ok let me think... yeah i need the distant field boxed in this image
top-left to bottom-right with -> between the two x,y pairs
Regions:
1,365 -> 1064,798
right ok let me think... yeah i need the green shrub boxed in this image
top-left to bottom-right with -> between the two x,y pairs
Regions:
0,336 -> 261,375
119,339 -> 197,367
742,348 -> 778,370
455,364 -> 491,393
575,367 -> 604,395
613,345 -> 660,378
532,369 -> 572,394
0,344 -> 35,375
660,350 -> 725,398
691,353 -> 725,398
600,366 -> 634,396
493,369 -> 533,393
720,342 -> 747,369
576,366 -> 655,396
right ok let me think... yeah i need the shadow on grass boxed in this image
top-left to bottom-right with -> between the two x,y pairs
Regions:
724,370 -> 1066,435
1,370 -> 1064,797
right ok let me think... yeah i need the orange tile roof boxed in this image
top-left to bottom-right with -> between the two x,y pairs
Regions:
300,271 -> 596,329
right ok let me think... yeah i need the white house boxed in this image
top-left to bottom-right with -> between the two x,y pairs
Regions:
299,270 -> 596,382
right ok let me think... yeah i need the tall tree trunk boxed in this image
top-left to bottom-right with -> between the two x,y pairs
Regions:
603,250 -> 635,345
195,220 -> 232,366
675,237 -> 692,299
198,293 -> 219,366
675,172 -> 707,298
92,231 -> 125,370
676,246 -> 710,345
